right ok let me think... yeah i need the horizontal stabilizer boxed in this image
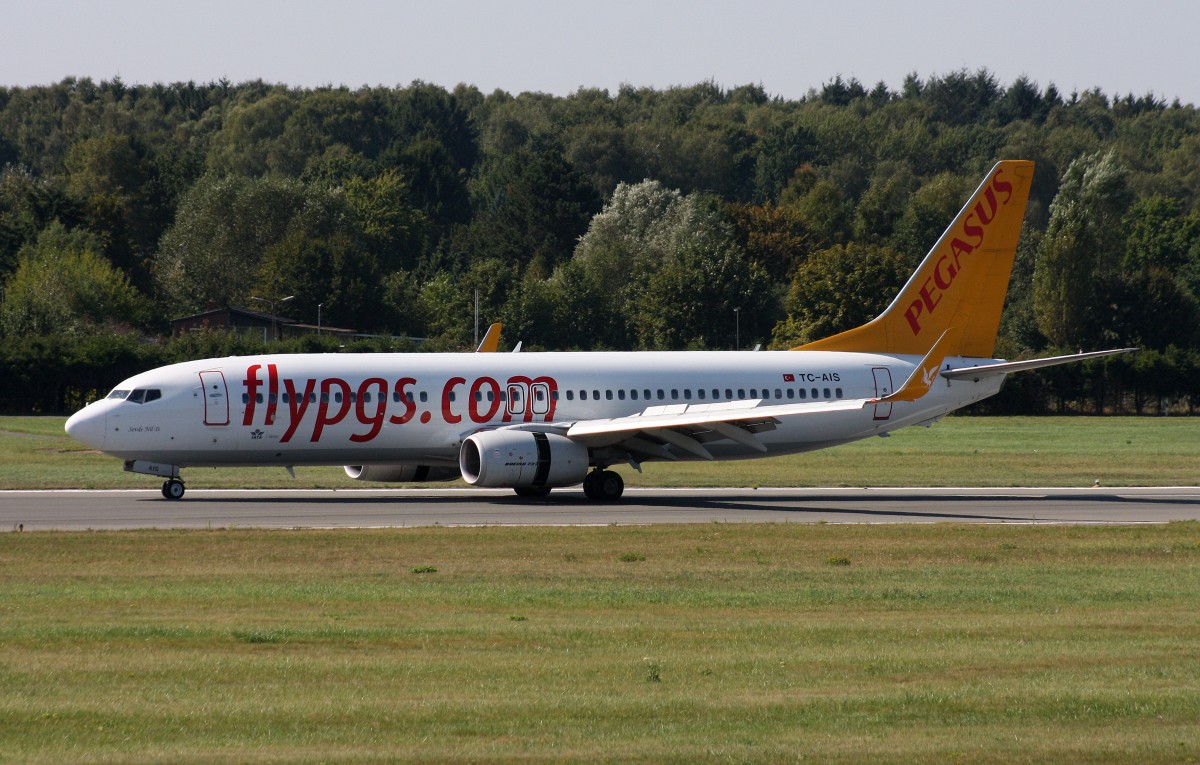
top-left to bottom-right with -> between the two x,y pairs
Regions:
942,348 -> 1138,381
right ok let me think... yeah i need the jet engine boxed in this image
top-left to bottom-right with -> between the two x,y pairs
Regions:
343,464 -> 460,483
459,430 -> 589,488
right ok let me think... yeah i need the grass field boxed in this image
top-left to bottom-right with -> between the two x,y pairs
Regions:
2,415 -> 1197,489
1,524 -> 1198,763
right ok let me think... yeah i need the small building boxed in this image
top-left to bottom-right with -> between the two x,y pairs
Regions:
171,305 -> 298,341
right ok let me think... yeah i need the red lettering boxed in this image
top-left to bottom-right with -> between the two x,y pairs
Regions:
469,377 -> 501,423
904,300 -> 924,335
242,364 -> 262,426
441,377 -> 465,425
311,378 -> 351,442
972,187 -> 999,226
280,378 -> 315,442
351,377 -> 388,443
919,277 -> 941,313
505,375 -> 559,421
933,255 -> 957,291
265,363 -> 279,426
992,169 -> 1013,204
388,377 -> 418,426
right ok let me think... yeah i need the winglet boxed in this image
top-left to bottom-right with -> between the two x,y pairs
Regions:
796,160 -> 1035,358
475,323 -> 502,353
876,327 -> 957,403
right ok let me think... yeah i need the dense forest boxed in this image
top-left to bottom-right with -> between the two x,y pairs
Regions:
1,70 -> 1199,414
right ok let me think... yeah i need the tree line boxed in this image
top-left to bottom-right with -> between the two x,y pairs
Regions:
1,71 -> 1199,414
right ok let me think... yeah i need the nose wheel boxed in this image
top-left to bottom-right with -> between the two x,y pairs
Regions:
161,479 -> 186,500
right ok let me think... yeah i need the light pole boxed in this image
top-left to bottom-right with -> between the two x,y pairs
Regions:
317,303 -> 323,336
251,294 -> 294,343
734,307 -> 740,351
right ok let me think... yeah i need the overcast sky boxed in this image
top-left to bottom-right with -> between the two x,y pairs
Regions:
5,0 -> 1197,105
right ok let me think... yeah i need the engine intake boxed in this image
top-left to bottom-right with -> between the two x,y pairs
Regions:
459,430 -> 589,488
343,464 -> 460,483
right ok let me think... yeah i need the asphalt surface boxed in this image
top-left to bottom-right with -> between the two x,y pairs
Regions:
3,487 -> 1199,531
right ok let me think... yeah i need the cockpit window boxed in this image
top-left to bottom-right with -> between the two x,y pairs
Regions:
116,388 -> 162,404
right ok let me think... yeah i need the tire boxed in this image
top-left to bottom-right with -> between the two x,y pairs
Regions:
514,486 -> 551,498
162,479 -> 185,500
596,470 -> 624,501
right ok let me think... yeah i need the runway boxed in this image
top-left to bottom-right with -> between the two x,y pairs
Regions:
3,486 -> 1199,531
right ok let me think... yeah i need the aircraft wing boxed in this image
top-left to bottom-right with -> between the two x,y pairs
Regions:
563,398 -> 871,460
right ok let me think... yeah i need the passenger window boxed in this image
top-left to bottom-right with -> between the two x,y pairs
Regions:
657,390 -> 665,400
282,393 -> 290,404
241,393 -> 249,404
420,391 -> 428,403
579,390 -> 587,400
811,388 -> 818,399
671,389 -> 679,399
738,389 -> 746,398
256,393 -> 264,404
630,389 -> 638,400
823,388 -> 831,399
798,389 -> 807,400
775,389 -> 782,399
761,389 -> 769,400
566,390 -> 575,401
592,390 -> 600,400
786,389 -> 794,400
644,389 -> 651,400
697,389 -> 705,400
605,390 -> 613,400
836,387 -> 843,398
683,389 -> 692,400
725,389 -> 733,399
750,389 -> 758,398
618,390 -> 626,400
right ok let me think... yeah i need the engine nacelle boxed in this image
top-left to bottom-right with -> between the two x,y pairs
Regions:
459,430 -> 589,488
343,464 -> 460,483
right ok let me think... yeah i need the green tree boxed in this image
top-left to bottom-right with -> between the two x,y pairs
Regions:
1034,150 -> 1133,348
772,242 -> 910,347
0,222 -> 146,335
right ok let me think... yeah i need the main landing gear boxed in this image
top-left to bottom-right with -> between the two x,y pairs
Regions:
161,479 -> 185,500
582,469 -> 624,502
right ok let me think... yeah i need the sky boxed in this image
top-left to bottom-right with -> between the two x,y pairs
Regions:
5,0 -> 1198,105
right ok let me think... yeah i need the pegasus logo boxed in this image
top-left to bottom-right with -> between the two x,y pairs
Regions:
903,168 -> 1015,336
921,366 -> 938,388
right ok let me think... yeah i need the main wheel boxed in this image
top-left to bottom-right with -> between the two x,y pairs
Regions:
161,479 -> 185,500
514,486 -> 551,498
595,470 -> 624,501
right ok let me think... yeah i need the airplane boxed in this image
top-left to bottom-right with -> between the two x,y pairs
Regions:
65,160 -> 1133,501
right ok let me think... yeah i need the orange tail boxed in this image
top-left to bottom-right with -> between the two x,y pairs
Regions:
795,160 -> 1034,358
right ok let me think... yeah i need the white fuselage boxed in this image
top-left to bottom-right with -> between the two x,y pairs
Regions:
65,350 -> 1005,469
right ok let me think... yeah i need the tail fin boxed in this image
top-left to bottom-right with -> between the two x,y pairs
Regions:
795,160 -> 1034,358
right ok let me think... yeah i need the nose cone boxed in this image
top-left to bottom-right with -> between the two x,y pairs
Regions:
65,405 -> 107,450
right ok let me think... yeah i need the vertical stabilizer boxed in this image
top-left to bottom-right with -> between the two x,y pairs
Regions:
795,160 -> 1034,357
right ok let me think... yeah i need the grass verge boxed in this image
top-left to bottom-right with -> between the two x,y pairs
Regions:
1,523 -> 1198,763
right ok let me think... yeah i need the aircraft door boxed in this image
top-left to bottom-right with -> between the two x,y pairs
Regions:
199,371 -> 230,426
872,367 -> 893,421
507,385 -> 525,418
531,382 -> 550,416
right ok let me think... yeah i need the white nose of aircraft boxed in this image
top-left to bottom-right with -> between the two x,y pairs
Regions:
65,405 -> 107,450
